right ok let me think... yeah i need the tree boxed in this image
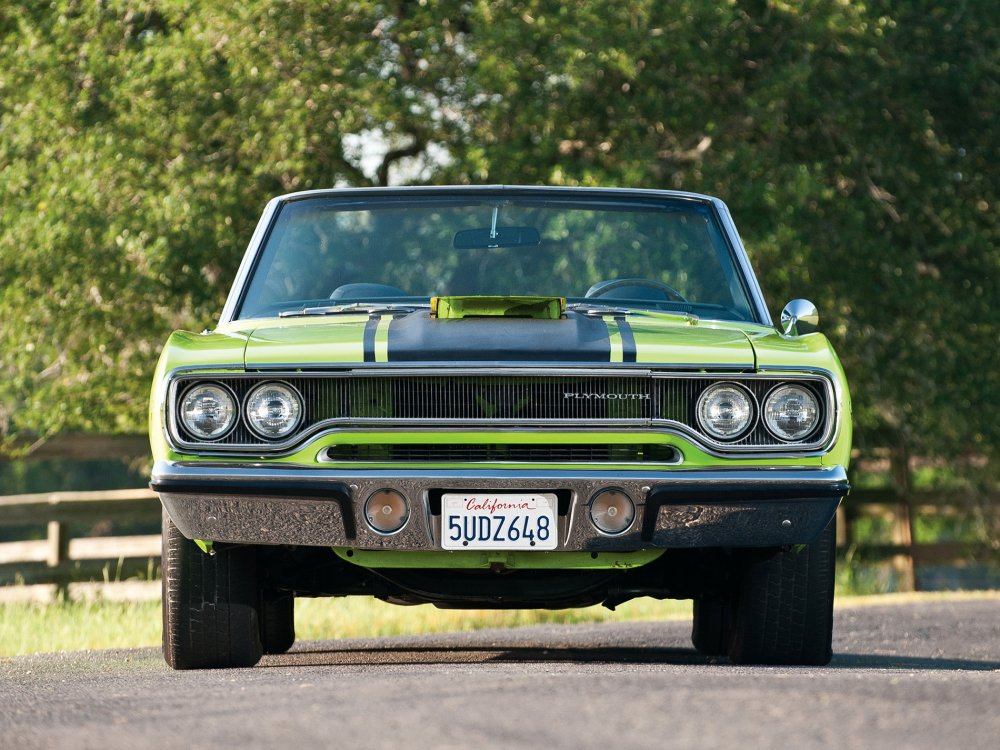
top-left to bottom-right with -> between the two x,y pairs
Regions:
0,0 -> 467,440
1,0 -> 997,502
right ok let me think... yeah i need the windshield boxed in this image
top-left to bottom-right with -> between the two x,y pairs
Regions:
236,193 -> 756,322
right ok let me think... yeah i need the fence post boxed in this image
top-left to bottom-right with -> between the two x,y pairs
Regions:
890,448 -> 918,592
46,520 -> 66,567
46,519 -> 71,600
890,502 -> 916,591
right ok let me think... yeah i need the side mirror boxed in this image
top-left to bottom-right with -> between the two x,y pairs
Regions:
780,299 -> 819,336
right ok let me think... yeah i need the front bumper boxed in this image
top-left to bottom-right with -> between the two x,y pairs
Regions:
151,461 -> 848,552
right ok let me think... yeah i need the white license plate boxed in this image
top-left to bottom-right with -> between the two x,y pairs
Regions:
441,492 -> 558,551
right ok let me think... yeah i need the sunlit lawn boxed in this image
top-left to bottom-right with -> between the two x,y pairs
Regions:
4,589 -> 996,658
0,596 -> 692,657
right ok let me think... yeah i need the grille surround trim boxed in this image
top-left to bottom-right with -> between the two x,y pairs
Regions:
165,367 -> 837,457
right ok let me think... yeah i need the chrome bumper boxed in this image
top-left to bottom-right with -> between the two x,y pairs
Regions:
151,461 -> 848,552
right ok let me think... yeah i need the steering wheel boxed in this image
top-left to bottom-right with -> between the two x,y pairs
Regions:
330,283 -> 406,300
585,278 -> 688,303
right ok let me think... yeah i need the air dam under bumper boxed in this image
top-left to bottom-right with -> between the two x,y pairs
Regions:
151,462 -> 848,552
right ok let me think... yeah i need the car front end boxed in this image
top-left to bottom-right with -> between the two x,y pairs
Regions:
151,186 -> 850,668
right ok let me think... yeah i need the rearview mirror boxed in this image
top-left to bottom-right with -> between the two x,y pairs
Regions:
453,226 -> 541,249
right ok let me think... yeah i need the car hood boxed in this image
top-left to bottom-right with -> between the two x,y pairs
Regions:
237,310 -> 760,368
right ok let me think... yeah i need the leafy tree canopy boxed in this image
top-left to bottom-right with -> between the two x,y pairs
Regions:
1,1 -> 997,477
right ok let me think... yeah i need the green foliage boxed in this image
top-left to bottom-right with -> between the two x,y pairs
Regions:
1,1 -> 997,482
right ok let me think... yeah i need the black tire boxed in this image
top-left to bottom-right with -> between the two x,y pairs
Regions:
691,598 -> 732,656
727,517 -> 836,666
161,510 -> 263,669
260,594 -> 295,655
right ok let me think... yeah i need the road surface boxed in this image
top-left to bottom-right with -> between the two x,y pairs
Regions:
1,596 -> 997,749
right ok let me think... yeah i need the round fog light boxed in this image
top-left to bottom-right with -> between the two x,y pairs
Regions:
589,489 -> 635,535
365,489 -> 410,534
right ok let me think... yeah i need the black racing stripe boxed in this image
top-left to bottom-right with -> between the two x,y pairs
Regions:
362,315 -> 379,362
386,310 -> 613,362
616,315 -> 637,363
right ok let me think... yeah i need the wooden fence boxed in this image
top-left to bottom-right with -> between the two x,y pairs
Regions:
0,486 -> 992,601
0,488 -> 161,602
838,486 -> 995,592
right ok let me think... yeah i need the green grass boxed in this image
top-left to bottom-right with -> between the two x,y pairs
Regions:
0,597 -> 692,657
4,590 -> 997,658
0,599 -> 163,657
294,596 -> 691,640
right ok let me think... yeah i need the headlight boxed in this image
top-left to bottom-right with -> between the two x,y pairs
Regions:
696,383 -> 754,440
763,384 -> 820,441
245,382 -> 303,439
180,383 -> 237,440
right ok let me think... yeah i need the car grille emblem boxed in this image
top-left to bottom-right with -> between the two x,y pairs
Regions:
563,392 -> 650,400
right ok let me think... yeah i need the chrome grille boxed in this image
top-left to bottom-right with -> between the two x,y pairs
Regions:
348,376 -> 654,421
170,371 -> 832,452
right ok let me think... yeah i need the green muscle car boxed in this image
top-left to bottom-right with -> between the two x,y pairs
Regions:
150,186 -> 851,669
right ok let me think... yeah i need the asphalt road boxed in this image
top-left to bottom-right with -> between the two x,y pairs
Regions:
1,597 -> 997,750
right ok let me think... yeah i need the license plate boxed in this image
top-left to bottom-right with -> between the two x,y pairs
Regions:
441,492 -> 558,551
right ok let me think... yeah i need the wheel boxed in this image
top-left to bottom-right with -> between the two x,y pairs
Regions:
727,518 -> 836,666
260,594 -> 295,655
691,598 -> 731,656
161,510 -> 263,669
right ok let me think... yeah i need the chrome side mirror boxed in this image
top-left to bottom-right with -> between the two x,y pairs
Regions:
780,299 -> 819,336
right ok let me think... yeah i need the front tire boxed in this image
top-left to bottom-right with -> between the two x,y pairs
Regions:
727,517 -> 836,666
161,510 -> 263,669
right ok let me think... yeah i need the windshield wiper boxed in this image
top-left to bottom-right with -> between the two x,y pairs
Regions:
566,302 -> 699,322
278,302 -> 429,318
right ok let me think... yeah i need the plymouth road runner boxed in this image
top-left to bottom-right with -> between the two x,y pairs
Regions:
150,186 -> 851,668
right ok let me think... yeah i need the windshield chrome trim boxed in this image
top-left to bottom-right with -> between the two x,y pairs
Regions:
713,198 -> 774,327
220,196 -> 282,324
